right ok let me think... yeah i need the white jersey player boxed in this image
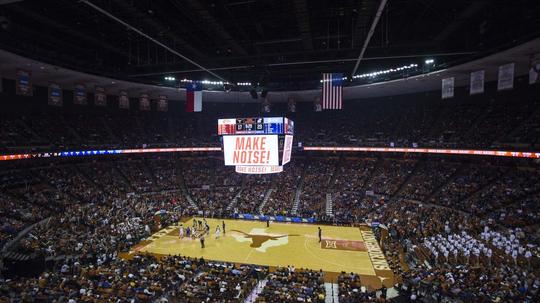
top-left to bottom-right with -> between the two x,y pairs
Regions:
179,225 -> 184,238
215,225 -> 221,239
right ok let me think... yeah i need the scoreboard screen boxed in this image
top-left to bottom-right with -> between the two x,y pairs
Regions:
218,117 -> 293,135
219,117 -> 294,174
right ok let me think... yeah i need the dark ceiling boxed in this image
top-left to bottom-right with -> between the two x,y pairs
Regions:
1,0 -> 540,91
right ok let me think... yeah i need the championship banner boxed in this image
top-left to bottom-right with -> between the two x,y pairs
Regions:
529,53 -> 540,85
74,84 -> 87,105
139,93 -> 150,111
262,97 -> 271,113
441,77 -> 454,99
158,95 -> 168,112
48,83 -> 63,107
119,90 -> 130,109
16,69 -> 32,96
498,63 -> 514,91
94,86 -> 107,107
314,96 -> 322,112
470,70 -> 485,95
287,96 -> 296,113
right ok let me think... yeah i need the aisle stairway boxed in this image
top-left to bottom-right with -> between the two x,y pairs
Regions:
324,282 -> 339,303
243,279 -> 268,303
325,193 -> 333,217
258,188 -> 274,214
291,186 -> 302,215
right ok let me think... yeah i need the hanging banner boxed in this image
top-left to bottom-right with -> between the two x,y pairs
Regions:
287,96 -> 296,113
94,86 -> 107,107
74,84 -> 87,105
314,96 -> 322,112
262,97 -> 271,113
16,69 -> 32,96
498,63 -> 514,91
48,83 -> 63,107
470,70 -> 484,95
158,95 -> 168,112
119,90 -> 130,109
529,54 -> 540,85
441,77 -> 454,99
139,93 -> 150,111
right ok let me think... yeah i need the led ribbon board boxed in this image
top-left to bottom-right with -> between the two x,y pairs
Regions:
1,146 -> 538,162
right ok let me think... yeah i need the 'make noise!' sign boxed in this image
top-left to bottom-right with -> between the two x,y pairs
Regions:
223,135 -> 279,166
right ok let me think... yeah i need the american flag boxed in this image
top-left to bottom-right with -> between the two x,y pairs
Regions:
321,73 -> 343,110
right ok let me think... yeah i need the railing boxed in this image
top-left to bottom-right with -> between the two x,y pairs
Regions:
1,217 -> 52,254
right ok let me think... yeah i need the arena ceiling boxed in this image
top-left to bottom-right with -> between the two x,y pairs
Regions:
0,0 -> 540,91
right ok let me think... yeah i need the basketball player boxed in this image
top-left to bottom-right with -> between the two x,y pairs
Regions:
215,225 -> 221,239
200,235 -> 205,248
318,227 -> 322,243
179,224 -> 184,239
222,221 -> 226,234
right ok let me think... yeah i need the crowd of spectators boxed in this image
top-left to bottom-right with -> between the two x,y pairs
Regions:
0,254 -> 266,302
297,158 -> 338,219
1,148 -> 540,301
235,174 -> 272,214
262,161 -> 303,217
256,267 -> 325,303
338,272 -> 380,302
368,198 -> 540,302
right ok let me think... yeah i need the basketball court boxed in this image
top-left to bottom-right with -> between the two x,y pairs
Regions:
128,217 -> 394,289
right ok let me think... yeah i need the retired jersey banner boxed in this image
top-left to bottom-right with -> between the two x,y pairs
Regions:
158,95 -> 168,112
498,63 -> 514,91
441,77 -> 454,99
48,83 -> 63,106
94,86 -> 107,107
287,97 -> 296,113
529,54 -> 540,85
74,84 -> 87,105
119,90 -> 130,109
470,70 -> 485,95
262,97 -> 271,113
314,96 -> 322,112
16,69 -> 32,96
139,93 -> 150,111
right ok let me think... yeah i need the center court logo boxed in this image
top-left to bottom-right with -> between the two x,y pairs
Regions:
231,228 -> 299,252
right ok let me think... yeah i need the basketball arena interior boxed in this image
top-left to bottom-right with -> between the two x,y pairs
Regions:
1,1 -> 540,302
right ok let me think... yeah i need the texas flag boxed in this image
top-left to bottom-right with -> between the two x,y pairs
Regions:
185,82 -> 202,112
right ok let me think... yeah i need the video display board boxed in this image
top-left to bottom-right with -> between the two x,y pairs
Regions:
223,135 -> 279,166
